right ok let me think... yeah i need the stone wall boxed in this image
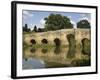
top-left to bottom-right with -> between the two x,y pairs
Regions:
24,29 -> 90,45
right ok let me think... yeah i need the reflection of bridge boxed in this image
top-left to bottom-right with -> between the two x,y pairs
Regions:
24,47 -> 83,66
24,29 -> 90,45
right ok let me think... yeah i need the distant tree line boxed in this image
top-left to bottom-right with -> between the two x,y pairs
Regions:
23,24 -> 45,32
23,13 -> 91,32
23,24 -> 31,32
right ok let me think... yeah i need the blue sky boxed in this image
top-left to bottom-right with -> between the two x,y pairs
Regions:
22,10 -> 91,30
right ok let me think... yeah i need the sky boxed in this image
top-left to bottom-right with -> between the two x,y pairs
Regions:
22,10 -> 91,30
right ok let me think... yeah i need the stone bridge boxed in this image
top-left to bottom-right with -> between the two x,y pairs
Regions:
24,29 -> 90,45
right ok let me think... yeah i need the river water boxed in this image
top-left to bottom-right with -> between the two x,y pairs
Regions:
23,46 -> 90,69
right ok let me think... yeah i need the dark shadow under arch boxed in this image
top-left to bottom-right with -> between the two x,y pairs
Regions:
30,39 -> 36,44
41,39 -> 48,44
54,38 -> 61,46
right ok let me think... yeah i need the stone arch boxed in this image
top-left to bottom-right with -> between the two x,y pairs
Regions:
41,39 -> 48,44
54,38 -> 61,46
30,39 -> 36,44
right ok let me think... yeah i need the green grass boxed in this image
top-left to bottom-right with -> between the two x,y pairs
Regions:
31,44 -> 55,49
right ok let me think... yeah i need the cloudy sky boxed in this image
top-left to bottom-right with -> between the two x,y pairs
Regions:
22,10 -> 91,30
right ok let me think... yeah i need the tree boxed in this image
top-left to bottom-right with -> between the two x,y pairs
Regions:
33,25 -> 37,32
77,19 -> 90,28
44,14 -> 73,31
25,24 -> 28,29
23,24 -> 31,32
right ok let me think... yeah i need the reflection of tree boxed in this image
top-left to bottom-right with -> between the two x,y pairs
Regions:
66,34 -> 76,58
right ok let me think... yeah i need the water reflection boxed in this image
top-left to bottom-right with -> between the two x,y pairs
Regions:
67,47 -> 75,58
54,47 -> 61,55
23,58 -> 45,69
66,34 -> 76,58
30,48 -> 36,53
41,48 -> 48,54
23,46 -> 90,69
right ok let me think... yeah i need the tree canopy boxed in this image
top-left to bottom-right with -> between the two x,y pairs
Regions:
23,24 -> 31,32
77,19 -> 91,28
44,14 -> 73,31
33,25 -> 37,32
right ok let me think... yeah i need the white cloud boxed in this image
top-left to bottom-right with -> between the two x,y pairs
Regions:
79,17 -> 89,21
68,16 -> 72,19
80,14 -> 86,17
78,17 -> 91,23
38,19 -> 46,28
23,11 -> 29,15
28,24 -> 35,31
79,14 -> 90,22
40,19 -> 45,25
70,20 -> 77,29
23,11 -> 34,20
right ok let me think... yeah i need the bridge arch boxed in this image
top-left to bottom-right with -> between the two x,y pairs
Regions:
54,38 -> 61,46
41,39 -> 48,44
30,39 -> 36,44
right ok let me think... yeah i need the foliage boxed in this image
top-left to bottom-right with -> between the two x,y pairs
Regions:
23,24 -> 31,32
33,25 -> 37,32
44,14 -> 73,31
77,19 -> 90,28
38,28 -> 45,32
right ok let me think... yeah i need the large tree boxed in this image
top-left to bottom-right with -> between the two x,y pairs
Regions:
44,14 -> 73,31
77,19 -> 91,28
